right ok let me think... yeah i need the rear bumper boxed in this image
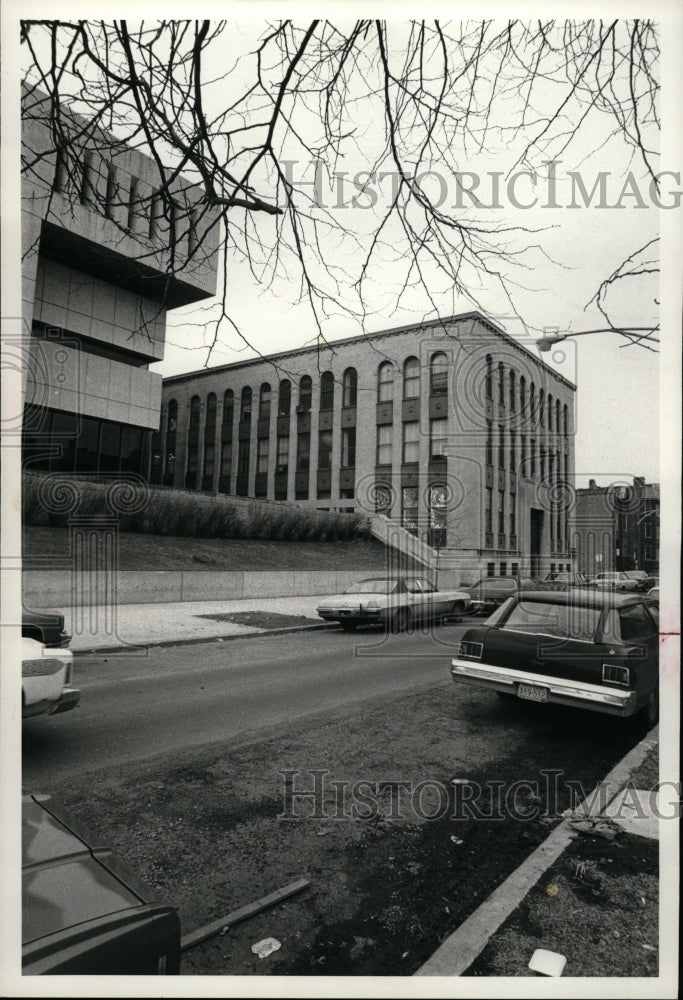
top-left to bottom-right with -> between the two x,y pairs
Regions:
23,688 -> 81,720
450,658 -> 638,716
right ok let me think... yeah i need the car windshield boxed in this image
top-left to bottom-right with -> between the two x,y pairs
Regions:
344,579 -> 398,595
624,571 -> 647,580
498,599 -> 601,641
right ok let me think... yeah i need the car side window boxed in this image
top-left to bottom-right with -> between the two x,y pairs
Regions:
618,604 -> 656,641
418,578 -> 436,593
405,579 -> 423,593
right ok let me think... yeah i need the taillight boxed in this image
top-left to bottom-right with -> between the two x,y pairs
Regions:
602,663 -> 629,687
459,641 -> 483,660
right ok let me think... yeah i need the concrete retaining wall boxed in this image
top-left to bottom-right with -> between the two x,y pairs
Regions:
23,569 -> 386,606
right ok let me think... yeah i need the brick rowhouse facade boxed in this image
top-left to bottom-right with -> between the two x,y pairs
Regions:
160,313 -> 576,581
575,477 -> 660,576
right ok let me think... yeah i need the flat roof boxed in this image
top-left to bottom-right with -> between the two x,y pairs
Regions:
163,310 -> 576,391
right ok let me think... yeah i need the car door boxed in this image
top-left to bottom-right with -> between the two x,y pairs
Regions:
404,578 -> 426,620
418,577 -> 447,618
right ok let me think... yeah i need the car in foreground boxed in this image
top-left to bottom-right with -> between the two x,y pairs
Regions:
451,589 -> 659,724
22,607 -> 71,648
22,637 -> 80,719
462,576 -> 546,614
316,576 -> 472,631
23,792 -> 180,974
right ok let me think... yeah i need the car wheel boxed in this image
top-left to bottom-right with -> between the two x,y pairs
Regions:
446,601 -> 465,624
340,620 -> 357,632
391,608 -> 411,633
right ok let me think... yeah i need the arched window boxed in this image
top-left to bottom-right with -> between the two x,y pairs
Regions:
259,383 -> 271,421
530,382 -> 536,421
278,380 -> 291,417
519,376 -> 526,415
556,398 -> 561,433
240,386 -> 252,422
509,370 -> 516,411
539,388 -> 545,425
189,395 -> 201,429
320,371 -> 334,410
547,394 -> 553,430
404,356 -> 420,399
342,367 -> 358,407
298,375 -> 312,412
205,392 -> 216,429
166,399 -> 178,434
377,361 -> 394,403
222,389 -> 234,428
430,352 -> 448,395
563,403 -> 569,436
498,363 -> 505,405
485,355 -> 493,399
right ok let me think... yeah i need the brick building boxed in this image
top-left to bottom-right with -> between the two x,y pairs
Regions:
160,313 -> 576,580
20,87 -> 218,477
575,477 -> 660,576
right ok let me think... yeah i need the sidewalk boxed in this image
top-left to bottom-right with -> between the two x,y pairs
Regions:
67,595 -> 330,653
417,728 -> 668,980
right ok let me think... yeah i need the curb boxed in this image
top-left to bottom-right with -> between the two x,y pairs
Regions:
415,724 -> 659,977
72,621 -> 334,656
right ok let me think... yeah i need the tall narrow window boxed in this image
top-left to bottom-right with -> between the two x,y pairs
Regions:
278,380 -> 291,417
485,355 -> 493,399
520,376 -> 526,416
237,439 -> 250,475
403,357 -> 420,399
430,418 -> 448,459
509,431 -> 516,473
205,393 -> 216,431
530,383 -> 536,423
377,362 -> 394,402
296,432 -> 310,470
498,424 -> 505,468
320,371 -> 334,410
318,429 -> 333,468
189,395 -> 200,431
509,491 -> 516,538
259,383 -> 271,421
539,388 -> 545,426
220,442 -> 232,479
222,390 -> 234,428
498,490 -> 505,535
548,393 -> 553,430
342,427 -> 356,467
276,435 -> 289,472
486,420 -> 493,467
256,436 -> 269,474
401,487 -> 419,535
430,352 -> 448,395
376,424 -> 392,465
240,387 -> 252,422
299,375 -> 312,412
402,421 -> 419,463
509,370 -> 516,411
498,363 -> 505,405
485,487 -> 493,534
563,404 -> 569,436
342,368 -> 358,407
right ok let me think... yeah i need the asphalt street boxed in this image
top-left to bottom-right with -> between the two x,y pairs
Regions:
23,623 -> 472,785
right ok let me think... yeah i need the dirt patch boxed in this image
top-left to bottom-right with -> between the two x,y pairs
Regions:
467,830 -> 658,977
45,685 -> 648,976
196,611 -> 324,629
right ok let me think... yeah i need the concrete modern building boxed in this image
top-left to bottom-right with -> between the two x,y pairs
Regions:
20,86 -> 218,477
161,313 -> 576,580
575,477 -> 660,576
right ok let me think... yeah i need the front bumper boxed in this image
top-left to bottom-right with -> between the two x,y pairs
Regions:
316,607 -> 387,624
23,687 -> 81,719
450,658 -> 638,716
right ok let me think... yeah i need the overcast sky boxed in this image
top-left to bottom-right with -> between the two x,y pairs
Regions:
148,18 -> 663,488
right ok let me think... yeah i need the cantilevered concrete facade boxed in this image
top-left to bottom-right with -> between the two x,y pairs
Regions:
21,86 -> 218,476
161,313 -> 576,579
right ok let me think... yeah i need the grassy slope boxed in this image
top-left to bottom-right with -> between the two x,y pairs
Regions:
23,525 -> 424,573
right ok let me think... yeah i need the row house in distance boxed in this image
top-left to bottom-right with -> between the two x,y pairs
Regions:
160,312 -> 576,581
575,477 -> 660,576
21,86 -> 218,478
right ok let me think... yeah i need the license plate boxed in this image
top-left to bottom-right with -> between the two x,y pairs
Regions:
517,683 -> 548,703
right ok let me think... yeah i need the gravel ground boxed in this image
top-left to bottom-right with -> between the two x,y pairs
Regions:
43,681 -> 651,977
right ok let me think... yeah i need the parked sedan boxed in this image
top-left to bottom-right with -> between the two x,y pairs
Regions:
316,576 -> 472,632
463,576 -> 544,615
622,570 -> 658,592
23,792 -> 180,974
543,571 -> 591,589
590,571 -> 644,591
22,637 -> 80,719
451,589 -> 659,724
